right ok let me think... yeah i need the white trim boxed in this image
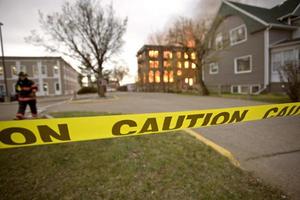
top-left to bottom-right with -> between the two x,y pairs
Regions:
292,3 -> 300,15
223,0 -> 268,26
209,63 -> 219,74
269,23 -> 297,30
264,28 -> 269,87
230,24 -> 247,46
234,55 -> 252,74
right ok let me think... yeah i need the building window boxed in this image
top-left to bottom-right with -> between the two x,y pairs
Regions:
41,65 -> 47,75
0,66 -> 3,75
163,61 -> 171,68
163,51 -> 173,59
272,49 -> 298,73
0,84 -> 5,95
148,71 -> 154,83
12,66 -> 17,76
231,85 -> 251,94
20,65 -> 26,73
272,52 -> 282,73
185,78 -> 189,84
282,49 -> 296,65
231,85 -> 239,94
163,71 -> 169,83
149,50 -> 159,58
33,65 -> 39,76
169,71 -> 174,82
184,61 -> 189,69
55,82 -> 60,91
188,78 -> 193,86
177,70 -> 182,76
191,52 -> 196,60
155,71 -> 160,83
234,55 -> 252,74
43,83 -> 48,92
215,32 -> 223,50
240,85 -> 249,94
184,52 -> 189,59
177,62 -> 182,68
230,24 -> 247,46
176,52 -> 182,59
53,65 -> 59,75
209,63 -> 218,74
250,85 -> 260,94
191,63 -> 196,69
149,60 -> 159,68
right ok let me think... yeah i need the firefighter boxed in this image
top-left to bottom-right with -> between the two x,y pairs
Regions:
15,72 -> 38,119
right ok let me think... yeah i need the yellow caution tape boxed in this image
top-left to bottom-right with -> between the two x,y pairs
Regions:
0,102 -> 299,149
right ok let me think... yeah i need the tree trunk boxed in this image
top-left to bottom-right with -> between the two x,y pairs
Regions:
97,70 -> 106,97
197,64 -> 209,96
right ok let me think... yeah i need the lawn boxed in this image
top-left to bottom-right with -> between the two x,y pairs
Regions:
0,112 -> 289,200
213,93 -> 291,104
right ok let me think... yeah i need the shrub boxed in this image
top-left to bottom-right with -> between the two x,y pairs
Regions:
77,87 -> 98,94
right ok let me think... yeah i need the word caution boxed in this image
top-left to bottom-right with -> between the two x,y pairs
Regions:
0,103 -> 299,149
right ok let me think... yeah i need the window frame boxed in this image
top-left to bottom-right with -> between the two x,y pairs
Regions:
234,55 -> 252,74
209,63 -> 219,74
230,24 -> 247,46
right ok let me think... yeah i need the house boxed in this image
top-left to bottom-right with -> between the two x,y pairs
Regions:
204,0 -> 300,94
137,45 -> 198,92
0,56 -> 80,97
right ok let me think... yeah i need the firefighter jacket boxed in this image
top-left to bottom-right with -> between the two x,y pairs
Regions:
15,78 -> 38,101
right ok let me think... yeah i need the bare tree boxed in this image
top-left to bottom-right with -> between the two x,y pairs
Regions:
166,17 -> 210,95
111,65 -> 129,85
26,0 -> 127,97
278,62 -> 300,102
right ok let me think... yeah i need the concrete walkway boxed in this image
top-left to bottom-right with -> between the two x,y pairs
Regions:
1,92 -> 299,199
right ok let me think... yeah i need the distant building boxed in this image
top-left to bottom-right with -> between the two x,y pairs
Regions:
0,56 -> 80,97
137,45 -> 198,92
205,0 -> 300,94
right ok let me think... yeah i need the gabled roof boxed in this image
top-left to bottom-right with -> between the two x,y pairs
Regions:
271,0 -> 300,19
226,0 -> 299,29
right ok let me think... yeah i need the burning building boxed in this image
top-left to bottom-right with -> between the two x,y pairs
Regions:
137,45 -> 198,92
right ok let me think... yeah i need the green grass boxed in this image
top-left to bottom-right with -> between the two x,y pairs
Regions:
0,112 -> 289,200
212,93 -> 291,103
180,92 -> 291,103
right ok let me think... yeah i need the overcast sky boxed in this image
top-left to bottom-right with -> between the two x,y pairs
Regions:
0,0 -> 284,84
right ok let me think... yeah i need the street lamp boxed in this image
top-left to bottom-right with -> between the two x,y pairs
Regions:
0,22 -> 10,102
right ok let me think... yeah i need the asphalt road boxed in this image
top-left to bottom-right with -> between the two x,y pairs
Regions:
1,92 -> 299,199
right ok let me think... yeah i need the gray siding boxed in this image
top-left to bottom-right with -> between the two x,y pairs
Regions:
269,29 -> 292,45
205,15 -> 265,93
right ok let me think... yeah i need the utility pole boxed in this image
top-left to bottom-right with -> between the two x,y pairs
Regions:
0,22 -> 10,102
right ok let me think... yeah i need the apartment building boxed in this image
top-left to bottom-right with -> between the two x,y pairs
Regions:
0,56 -> 80,97
204,0 -> 300,94
137,45 -> 198,92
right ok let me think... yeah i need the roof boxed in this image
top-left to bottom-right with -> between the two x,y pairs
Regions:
271,37 -> 300,48
3,56 -> 80,74
137,45 -> 195,56
221,0 -> 299,30
271,0 -> 300,19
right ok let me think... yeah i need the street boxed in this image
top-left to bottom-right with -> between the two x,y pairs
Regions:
1,92 -> 300,199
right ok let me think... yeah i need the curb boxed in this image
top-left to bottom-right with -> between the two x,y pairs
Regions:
183,129 -> 240,167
